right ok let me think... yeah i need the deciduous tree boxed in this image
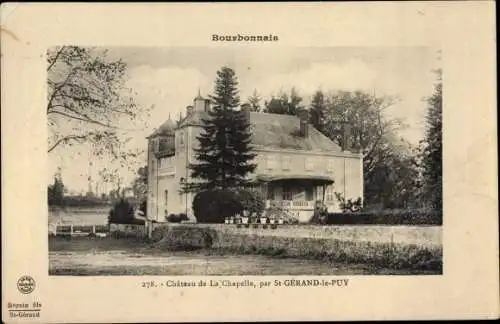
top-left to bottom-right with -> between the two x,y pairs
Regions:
320,90 -> 422,208
263,87 -> 304,116
47,46 -> 148,156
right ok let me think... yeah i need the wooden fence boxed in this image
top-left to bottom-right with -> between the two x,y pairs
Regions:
50,223 -> 148,239
51,224 -> 109,237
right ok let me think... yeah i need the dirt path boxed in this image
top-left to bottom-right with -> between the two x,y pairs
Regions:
49,249 -> 437,276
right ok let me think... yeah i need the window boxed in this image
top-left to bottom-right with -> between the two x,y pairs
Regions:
151,139 -> 159,152
316,186 -> 324,200
282,156 -> 291,171
327,159 -> 335,173
305,158 -> 314,171
266,155 -> 278,170
326,185 -> 334,202
283,187 -> 293,201
164,190 -> 168,206
179,132 -> 184,145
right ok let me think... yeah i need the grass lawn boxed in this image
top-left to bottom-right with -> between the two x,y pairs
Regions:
49,236 -> 441,276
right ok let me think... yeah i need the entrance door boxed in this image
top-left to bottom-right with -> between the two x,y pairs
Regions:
305,187 -> 314,201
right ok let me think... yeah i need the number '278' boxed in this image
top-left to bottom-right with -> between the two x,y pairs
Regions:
142,281 -> 156,288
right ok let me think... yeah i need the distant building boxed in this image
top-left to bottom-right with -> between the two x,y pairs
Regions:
146,93 -> 364,223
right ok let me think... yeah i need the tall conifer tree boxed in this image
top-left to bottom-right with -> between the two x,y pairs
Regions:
309,90 -> 327,134
185,67 -> 256,191
421,70 -> 443,211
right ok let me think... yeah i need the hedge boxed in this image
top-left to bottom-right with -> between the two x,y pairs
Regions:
192,189 -> 242,223
326,210 -> 442,226
166,213 -> 188,223
192,188 -> 266,223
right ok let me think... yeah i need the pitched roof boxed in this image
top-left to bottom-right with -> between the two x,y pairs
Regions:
148,118 -> 176,138
177,110 -> 342,153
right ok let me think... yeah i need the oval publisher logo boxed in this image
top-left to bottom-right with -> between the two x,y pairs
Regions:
17,276 -> 35,294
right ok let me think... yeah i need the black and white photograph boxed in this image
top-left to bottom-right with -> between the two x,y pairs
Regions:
47,46 -> 443,276
2,3 -> 497,322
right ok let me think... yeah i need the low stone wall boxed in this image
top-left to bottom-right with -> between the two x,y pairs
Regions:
165,223 -> 442,247
152,223 -> 442,272
109,223 -> 146,238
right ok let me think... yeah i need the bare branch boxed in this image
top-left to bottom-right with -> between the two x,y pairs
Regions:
47,46 -> 66,72
47,68 -> 77,113
48,134 -> 89,153
47,110 -> 118,129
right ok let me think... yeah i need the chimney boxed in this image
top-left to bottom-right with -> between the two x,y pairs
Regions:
342,123 -> 352,151
299,109 -> 309,137
194,90 -> 205,111
186,105 -> 194,116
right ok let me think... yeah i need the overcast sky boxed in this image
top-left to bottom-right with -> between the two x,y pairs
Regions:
49,46 -> 440,194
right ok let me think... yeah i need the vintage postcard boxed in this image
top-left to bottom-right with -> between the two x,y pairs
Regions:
1,2 -> 498,322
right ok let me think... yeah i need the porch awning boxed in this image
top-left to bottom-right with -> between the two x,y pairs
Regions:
255,174 -> 334,184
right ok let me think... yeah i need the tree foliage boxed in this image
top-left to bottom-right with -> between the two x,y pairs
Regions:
131,165 -> 148,202
312,90 -> 422,208
108,198 -> 144,225
235,188 -> 266,217
246,89 -> 262,112
184,66 -> 257,192
421,70 -> 443,211
47,46 -> 142,153
263,87 -> 304,116
47,46 -> 150,194
309,90 -> 328,134
363,145 -> 422,209
48,174 -> 65,206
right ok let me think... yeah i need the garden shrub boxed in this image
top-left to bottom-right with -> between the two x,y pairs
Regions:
264,202 -> 299,224
108,199 -> 144,225
326,210 -> 442,226
166,213 -> 189,223
310,200 -> 328,224
235,188 -> 265,217
335,192 -> 363,213
193,189 -> 242,223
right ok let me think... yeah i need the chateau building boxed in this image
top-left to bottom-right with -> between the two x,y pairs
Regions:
146,93 -> 364,223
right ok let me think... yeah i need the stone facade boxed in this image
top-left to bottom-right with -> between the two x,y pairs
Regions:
147,94 -> 364,223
